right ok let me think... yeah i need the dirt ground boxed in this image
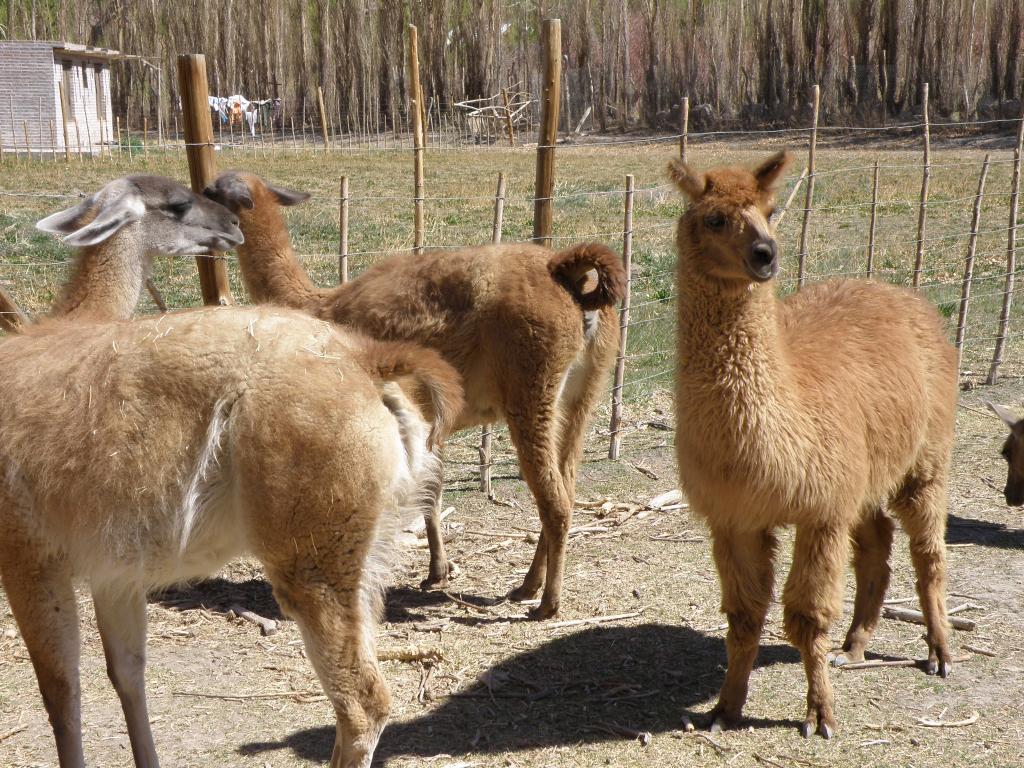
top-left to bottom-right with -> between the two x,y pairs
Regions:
1,378 -> 1023,768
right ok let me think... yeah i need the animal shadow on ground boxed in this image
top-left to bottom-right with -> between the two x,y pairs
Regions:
153,581 -> 490,624
946,513 -> 1024,550
238,622 -> 801,763
153,577 -> 285,619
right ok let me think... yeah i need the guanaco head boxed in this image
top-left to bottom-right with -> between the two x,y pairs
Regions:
986,401 -> 1024,507
668,151 -> 791,285
36,175 -> 243,255
203,170 -> 311,214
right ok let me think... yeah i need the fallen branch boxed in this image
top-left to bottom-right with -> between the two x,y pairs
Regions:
0,725 -> 27,743
755,754 -> 788,768
548,611 -> 642,631
916,710 -> 980,728
882,605 -> 975,631
598,721 -> 652,746
839,653 -> 972,671
377,645 -> 443,663
442,591 -> 497,614
172,689 -> 325,703
649,533 -> 704,543
630,462 -> 659,480
228,604 -> 278,636
962,643 -> 997,657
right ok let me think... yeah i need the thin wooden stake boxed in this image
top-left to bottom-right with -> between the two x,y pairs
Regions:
479,172 -> 507,497
913,82 -> 931,289
609,174 -> 635,460
49,119 -> 56,161
74,120 -> 83,162
408,24 -> 426,254
866,160 -> 880,277
502,87 -> 516,146
339,176 -> 350,283
22,121 -> 30,159
0,284 -> 28,332
986,108 -> 1024,384
57,81 -> 71,163
773,167 -> 808,229
317,86 -> 330,151
956,156 -> 990,374
532,18 -> 562,246
680,95 -> 689,160
797,84 -> 819,288
143,115 -> 149,157
177,54 -> 233,306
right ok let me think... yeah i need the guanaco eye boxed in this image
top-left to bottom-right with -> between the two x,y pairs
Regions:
704,213 -> 726,230
166,200 -> 191,216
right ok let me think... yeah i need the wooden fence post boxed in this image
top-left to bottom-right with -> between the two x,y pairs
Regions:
680,95 -> 689,161
339,176 -> 350,283
57,81 -> 71,163
0,284 -> 28,332
317,86 -> 331,151
986,108 -> 1024,384
797,84 -> 819,288
866,160 -> 879,277
479,171 -> 507,497
608,174 -> 635,460
532,18 -> 562,246
408,24 -> 426,254
177,54 -> 233,306
913,82 -> 931,289
956,155 -> 990,375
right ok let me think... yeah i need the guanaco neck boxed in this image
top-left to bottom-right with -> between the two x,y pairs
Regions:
235,202 -> 330,312
51,227 -> 146,321
674,244 -> 799,451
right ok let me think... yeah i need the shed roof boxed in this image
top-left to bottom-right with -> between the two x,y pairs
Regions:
0,40 -> 122,60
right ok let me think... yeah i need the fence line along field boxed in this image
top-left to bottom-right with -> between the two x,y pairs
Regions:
2,109 -> 1024,767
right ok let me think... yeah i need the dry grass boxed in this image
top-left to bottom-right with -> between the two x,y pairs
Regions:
1,136 -> 1023,767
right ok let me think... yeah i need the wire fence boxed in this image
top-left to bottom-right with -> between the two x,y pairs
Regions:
1,105 -> 1022,493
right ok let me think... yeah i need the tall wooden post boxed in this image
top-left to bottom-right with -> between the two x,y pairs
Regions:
177,54 -> 233,305
986,108 -> 1024,384
796,84 -> 819,288
913,82 -> 931,289
532,18 -> 562,246
408,24 -> 425,254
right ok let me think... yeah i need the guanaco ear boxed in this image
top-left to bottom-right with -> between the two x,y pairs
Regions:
36,196 -> 96,235
204,174 -> 254,210
985,400 -> 1022,429
265,183 -> 311,207
754,151 -> 792,192
37,187 -> 146,247
667,158 -> 707,201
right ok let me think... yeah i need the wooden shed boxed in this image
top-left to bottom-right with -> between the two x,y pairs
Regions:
0,40 -> 120,156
